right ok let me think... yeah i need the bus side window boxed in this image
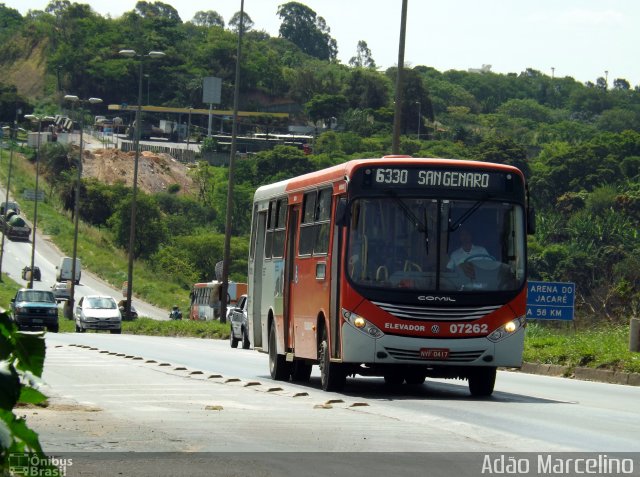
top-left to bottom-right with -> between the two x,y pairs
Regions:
264,200 -> 277,259
314,188 -> 332,255
299,191 -> 316,255
272,198 -> 287,258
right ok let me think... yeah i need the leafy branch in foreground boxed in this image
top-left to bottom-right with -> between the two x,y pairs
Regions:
0,310 -> 48,468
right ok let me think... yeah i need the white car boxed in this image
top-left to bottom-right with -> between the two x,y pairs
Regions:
74,295 -> 122,334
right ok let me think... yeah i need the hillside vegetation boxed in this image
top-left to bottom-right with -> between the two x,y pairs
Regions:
0,1 -> 638,324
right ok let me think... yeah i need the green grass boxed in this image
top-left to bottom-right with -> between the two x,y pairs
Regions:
524,322 -> 640,374
57,315 -> 230,338
0,274 -> 21,310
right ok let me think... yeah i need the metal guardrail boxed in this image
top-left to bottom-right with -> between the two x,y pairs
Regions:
118,140 -> 197,163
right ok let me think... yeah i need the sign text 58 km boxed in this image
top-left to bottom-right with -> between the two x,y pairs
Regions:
526,281 -> 576,321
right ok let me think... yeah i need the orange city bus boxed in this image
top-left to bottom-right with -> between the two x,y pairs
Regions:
247,157 -> 534,395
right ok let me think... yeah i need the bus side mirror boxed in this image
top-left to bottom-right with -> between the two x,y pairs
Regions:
527,206 -> 536,235
335,198 -> 348,226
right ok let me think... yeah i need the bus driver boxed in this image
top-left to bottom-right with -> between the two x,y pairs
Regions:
447,228 -> 489,280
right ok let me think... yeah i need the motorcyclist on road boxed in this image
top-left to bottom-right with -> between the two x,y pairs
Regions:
169,305 -> 182,320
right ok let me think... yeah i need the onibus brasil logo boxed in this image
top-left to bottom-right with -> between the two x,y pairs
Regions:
9,453 -> 73,476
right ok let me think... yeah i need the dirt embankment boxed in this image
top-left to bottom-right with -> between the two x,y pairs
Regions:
81,148 -> 195,195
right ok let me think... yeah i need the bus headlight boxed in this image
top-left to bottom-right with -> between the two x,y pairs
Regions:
342,309 -> 384,339
487,315 -> 526,342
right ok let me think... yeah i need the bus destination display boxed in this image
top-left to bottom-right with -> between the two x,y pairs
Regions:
363,167 -> 516,192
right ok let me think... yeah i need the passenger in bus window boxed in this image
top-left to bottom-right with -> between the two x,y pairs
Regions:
447,228 -> 489,279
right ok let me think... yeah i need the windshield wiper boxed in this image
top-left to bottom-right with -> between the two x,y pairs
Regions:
386,191 -> 429,253
448,196 -> 491,231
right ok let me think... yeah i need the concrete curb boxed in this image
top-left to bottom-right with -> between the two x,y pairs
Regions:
516,362 -> 640,386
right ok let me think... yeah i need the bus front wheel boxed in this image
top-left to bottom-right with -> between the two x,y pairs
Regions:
468,367 -> 497,397
269,321 -> 290,381
319,330 -> 345,392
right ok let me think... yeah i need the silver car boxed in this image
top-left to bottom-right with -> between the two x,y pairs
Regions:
75,295 -> 122,334
51,281 -> 71,301
229,294 -> 250,349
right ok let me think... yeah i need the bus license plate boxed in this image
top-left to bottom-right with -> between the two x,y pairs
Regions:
420,348 -> 449,360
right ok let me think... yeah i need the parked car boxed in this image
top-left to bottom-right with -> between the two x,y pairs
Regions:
21,265 -> 41,281
51,281 -> 71,301
10,288 -> 59,332
117,299 -> 138,321
74,295 -> 121,334
228,294 -> 250,349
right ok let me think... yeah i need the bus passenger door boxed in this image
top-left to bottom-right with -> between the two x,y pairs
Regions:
251,210 -> 267,348
283,206 -> 300,351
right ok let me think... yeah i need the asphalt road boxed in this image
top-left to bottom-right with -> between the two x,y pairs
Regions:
25,333 -> 640,458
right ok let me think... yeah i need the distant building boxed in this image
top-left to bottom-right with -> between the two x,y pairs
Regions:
468,64 -> 492,74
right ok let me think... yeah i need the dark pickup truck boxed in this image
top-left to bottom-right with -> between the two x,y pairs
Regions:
0,210 -> 31,240
11,288 -> 59,332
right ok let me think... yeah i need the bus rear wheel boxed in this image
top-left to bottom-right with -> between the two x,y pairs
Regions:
319,330 -> 345,392
468,367 -> 497,397
269,321 -> 290,381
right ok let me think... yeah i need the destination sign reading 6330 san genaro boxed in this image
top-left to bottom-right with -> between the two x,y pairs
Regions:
370,167 -> 496,190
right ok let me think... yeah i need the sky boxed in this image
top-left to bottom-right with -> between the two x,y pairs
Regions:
4,0 -> 640,86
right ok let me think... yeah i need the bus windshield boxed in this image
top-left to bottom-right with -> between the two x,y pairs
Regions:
347,197 -> 526,293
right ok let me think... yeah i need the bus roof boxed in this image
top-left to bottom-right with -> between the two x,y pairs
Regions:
253,157 -> 525,202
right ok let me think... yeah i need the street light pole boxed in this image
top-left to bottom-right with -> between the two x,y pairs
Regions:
63,95 -> 103,316
0,123 -> 16,280
119,49 -> 165,319
24,114 -> 53,289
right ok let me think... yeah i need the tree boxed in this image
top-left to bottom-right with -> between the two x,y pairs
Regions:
192,10 -> 224,28
134,1 -> 181,22
108,193 -> 167,259
496,99 -> 554,123
305,94 -> 348,129
277,2 -> 337,61
344,69 -> 390,109
252,145 -> 313,184
229,11 -> 253,33
0,3 -> 23,42
472,136 -> 530,178
613,78 -> 631,91
386,67 -> 434,134
80,179 -> 128,227
0,84 -> 30,123
349,40 -> 375,68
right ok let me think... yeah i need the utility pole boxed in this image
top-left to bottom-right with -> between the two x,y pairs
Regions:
220,0 -> 245,324
391,0 -> 408,154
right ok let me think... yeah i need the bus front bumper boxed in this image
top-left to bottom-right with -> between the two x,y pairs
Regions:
340,323 -> 525,368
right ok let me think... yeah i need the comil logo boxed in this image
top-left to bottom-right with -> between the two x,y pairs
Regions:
9,453 -> 73,476
418,295 -> 456,302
